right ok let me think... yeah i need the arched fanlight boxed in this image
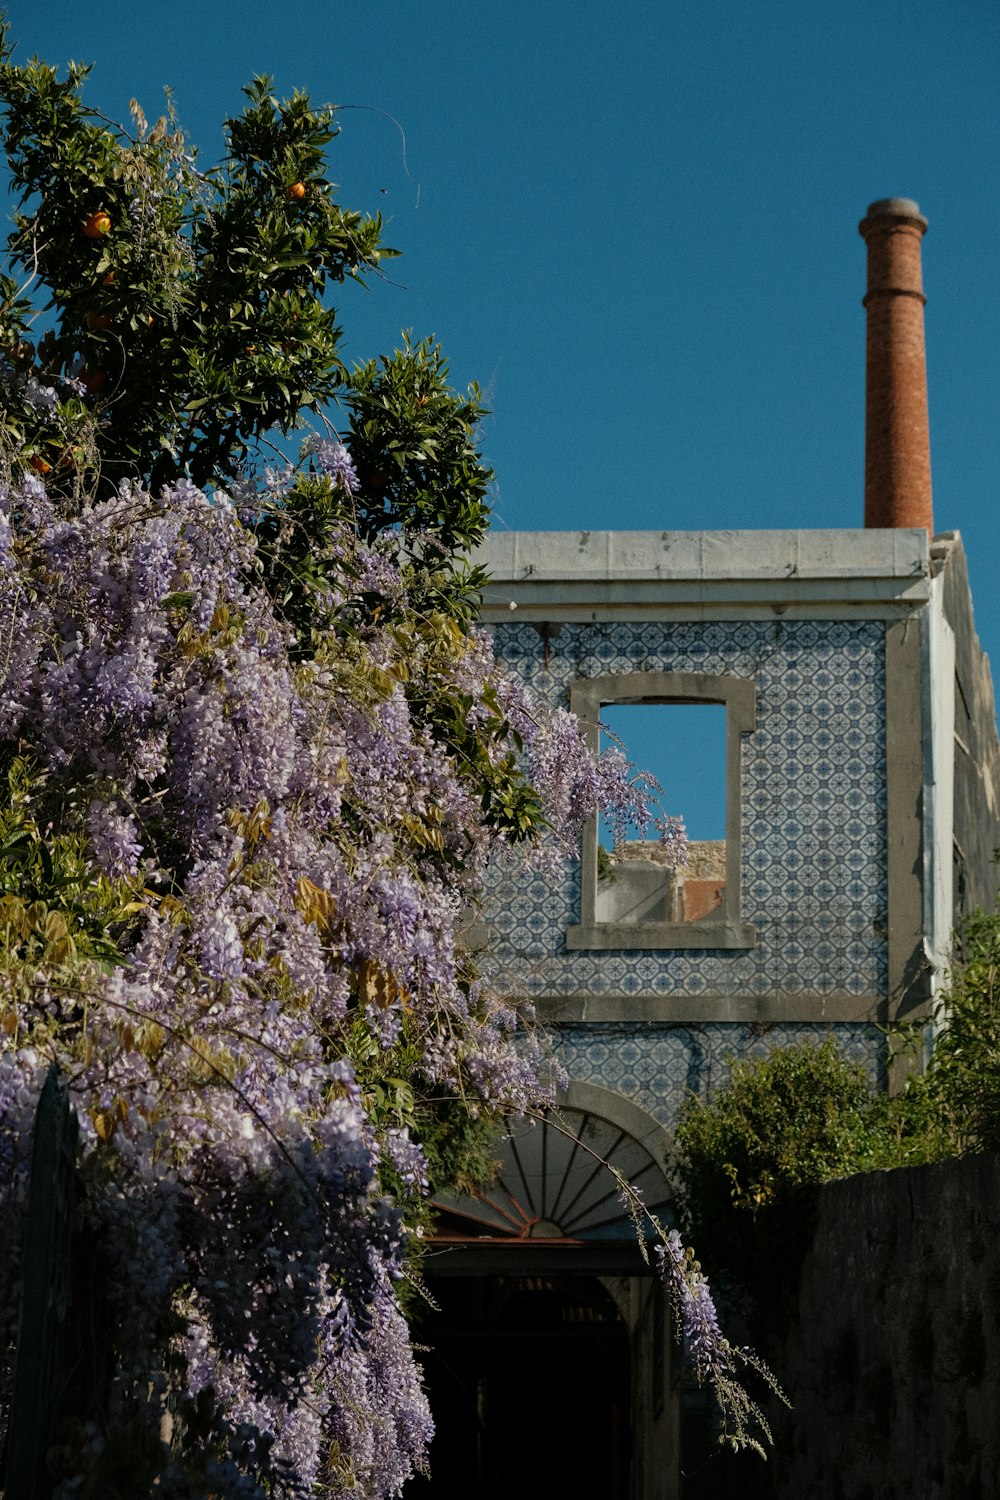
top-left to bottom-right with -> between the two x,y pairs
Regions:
432,1107 -> 673,1242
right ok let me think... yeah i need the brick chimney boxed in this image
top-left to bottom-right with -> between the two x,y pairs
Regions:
859,197 -> 933,533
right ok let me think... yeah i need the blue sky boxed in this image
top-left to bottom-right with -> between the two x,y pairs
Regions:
3,1 -> 999,831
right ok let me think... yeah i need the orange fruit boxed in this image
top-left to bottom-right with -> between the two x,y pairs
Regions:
102,270 -> 116,287
286,181 -> 306,201
85,311 -> 112,331
83,211 -> 112,239
28,455 -> 51,476
82,369 -> 106,393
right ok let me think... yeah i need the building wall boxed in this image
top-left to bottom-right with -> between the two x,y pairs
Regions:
483,614 -> 892,1122
935,535 -> 1000,920
488,616 -> 888,1003
474,526 -> 1000,1129
461,524 -> 1000,1495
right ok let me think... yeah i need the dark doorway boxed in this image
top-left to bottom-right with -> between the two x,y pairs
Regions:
407,1273 -> 630,1499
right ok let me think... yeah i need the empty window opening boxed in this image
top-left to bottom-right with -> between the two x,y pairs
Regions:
566,669 -> 756,951
599,702 -> 727,844
597,701 -> 728,928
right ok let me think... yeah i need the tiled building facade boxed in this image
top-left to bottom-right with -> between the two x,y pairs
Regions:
477,527 -> 1000,1127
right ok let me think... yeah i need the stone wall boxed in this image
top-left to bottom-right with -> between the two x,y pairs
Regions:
770,1152 -> 1000,1500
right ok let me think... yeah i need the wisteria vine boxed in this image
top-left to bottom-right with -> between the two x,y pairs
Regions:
0,451 -> 676,1495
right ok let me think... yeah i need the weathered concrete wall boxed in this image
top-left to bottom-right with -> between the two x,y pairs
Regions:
772,1152 -> 1000,1500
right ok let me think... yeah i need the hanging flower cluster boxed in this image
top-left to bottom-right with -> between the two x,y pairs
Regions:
0,459 -> 644,1495
655,1227 -> 787,1458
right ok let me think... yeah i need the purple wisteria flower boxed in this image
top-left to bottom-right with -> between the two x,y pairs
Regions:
300,433 -> 360,494
23,374 -> 59,414
0,457 -> 724,1494
656,1228 -> 730,1383
658,813 -> 689,871
383,1128 -> 429,1192
87,799 -> 143,879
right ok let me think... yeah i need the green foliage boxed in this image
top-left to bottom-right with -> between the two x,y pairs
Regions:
343,1006 -> 502,1272
0,32 -> 507,846
0,22 -> 540,1196
0,22 -> 542,845
673,914 -> 1000,1297
255,338 -> 494,634
904,907 -> 1000,1155
0,756 -> 147,979
342,336 -> 492,563
0,26 -> 393,492
671,1039 -> 935,1291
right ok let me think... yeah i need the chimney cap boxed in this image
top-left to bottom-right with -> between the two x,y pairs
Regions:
862,197 -> 927,228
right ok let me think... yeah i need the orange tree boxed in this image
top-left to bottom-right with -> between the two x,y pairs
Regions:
0,21 -> 393,494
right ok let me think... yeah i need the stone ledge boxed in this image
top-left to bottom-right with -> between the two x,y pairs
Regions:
475,528 -> 929,583
534,992 -> 886,1024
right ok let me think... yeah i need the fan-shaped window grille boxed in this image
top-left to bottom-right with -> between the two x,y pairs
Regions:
432,1108 -> 672,1243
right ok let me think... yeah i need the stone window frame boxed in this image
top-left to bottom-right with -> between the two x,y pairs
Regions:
565,670 -> 757,951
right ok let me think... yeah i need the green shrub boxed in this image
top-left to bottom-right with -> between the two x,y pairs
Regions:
669,919 -> 1000,1327
906,907 -> 1000,1155
671,1039 -> 936,1295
